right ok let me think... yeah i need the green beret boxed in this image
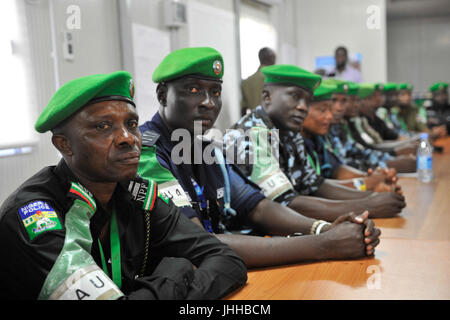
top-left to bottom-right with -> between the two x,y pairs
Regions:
429,82 -> 448,92
358,83 -> 376,99
374,83 -> 384,91
261,64 -> 322,93
347,82 -> 359,96
35,71 -> 135,133
398,83 -> 413,91
152,47 -> 224,83
382,82 -> 398,92
312,82 -> 336,101
322,79 -> 349,94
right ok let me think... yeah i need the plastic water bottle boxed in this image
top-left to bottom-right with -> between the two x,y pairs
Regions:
416,133 -> 433,183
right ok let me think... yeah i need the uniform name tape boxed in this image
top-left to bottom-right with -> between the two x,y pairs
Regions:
159,181 -> 191,208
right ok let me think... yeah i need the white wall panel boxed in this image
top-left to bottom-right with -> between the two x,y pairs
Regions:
0,0 -> 122,203
187,0 -> 240,130
387,16 -> 450,94
285,0 -> 388,82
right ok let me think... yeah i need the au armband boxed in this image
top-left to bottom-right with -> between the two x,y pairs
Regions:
39,195 -> 123,300
257,169 -> 294,200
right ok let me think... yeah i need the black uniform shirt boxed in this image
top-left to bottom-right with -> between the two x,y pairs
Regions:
303,134 -> 343,179
0,160 -> 247,300
426,103 -> 450,134
365,114 -> 399,141
227,106 -> 325,205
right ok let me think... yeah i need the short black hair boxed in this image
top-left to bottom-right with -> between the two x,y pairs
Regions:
258,47 -> 276,66
335,46 -> 348,56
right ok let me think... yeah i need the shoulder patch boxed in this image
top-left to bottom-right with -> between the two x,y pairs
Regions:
142,130 -> 160,147
18,201 -> 62,241
67,182 -> 97,213
128,179 -> 158,211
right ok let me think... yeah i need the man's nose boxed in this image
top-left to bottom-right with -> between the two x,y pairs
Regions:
295,99 -> 308,112
116,126 -> 136,146
200,91 -> 215,109
325,109 -> 333,121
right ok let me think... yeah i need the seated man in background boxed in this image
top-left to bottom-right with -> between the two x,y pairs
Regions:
301,81 -> 401,194
395,83 -> 427,134
226,64 -> 406,221
365,83 -> 400,141
325,80 -> 417,173
325,79 -> 416,173
0,71 -> 247,300
345,82 -> 417,157
426,82 -> 450,138
138,47 -> 381,268
376,83 -> 401,133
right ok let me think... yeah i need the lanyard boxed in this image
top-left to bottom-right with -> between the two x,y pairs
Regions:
324,136 -> 338,156
307,151 -> 321,176
399,117 -> 408,131
98,206 -> 122,289
342,123 -> 354,142
191,178 -> 213,233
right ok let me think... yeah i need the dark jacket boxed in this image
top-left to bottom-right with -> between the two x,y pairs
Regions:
0,160 -> 247,300
139,112 -> 265,234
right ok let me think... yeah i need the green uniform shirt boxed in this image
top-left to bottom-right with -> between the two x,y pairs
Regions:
399,104 -> 427,132
241,67 -> 265,112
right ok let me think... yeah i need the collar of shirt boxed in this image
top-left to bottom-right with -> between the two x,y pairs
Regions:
53,159 -> 135,242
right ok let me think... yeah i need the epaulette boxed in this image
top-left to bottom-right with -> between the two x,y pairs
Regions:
142,130 -> 160,147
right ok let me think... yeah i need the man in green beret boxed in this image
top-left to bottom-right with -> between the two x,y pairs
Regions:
344,83 -> 391,150
426,82 -> 449,137
376,83 -> 398,131
138,47 -> 382,268
395,83 -> 428,133
301,82 -> 401,193
351,82 -> 418,156
0,71 -> 247,300
362,83 -> 400,141
352,83 -> 388,145
326,80 -> 417,173
226,64 -> 406,221
375,82 -> 413,138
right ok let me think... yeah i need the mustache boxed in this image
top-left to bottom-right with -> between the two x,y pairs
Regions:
115,147 -> 141,159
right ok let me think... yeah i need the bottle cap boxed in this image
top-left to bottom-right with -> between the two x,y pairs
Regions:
420,133 -> 429,140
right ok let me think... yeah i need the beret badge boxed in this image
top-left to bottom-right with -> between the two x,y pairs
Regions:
213,60 -> 222,75
129,79 -> 135,99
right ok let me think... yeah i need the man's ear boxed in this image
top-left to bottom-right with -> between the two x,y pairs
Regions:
261,88 -> 272,107
51,134 -> 73,157
156,83 -> 168,107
